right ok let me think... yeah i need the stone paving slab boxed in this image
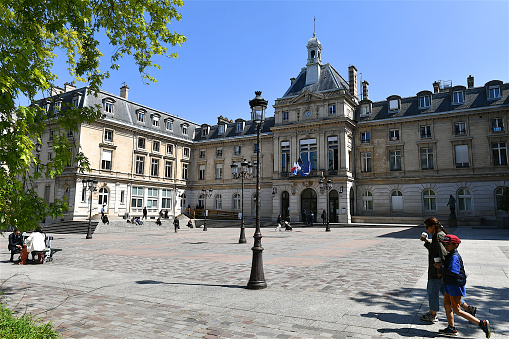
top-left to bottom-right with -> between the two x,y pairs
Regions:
1,226 -> 508,338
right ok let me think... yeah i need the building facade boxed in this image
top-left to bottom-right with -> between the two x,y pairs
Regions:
34,35 -> 509,225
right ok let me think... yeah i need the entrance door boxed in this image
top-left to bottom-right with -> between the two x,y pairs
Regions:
301,188 -> 317,222
391,190 -> 403,212
329,190 -> 338,223
281,191 -> 290,220
98,187 -> 109,212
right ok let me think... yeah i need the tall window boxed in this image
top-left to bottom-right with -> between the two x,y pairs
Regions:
281,141 -> 290,173
328,104 -> 336,115
362,191 -> 373,210
147,188 -> 158,209
300,138 -> 317,170
101,149 -> 112,170
184,147 -> 190,157
73,97 -> 80,107
458,188 -> 472,211
423,189 -> 436,210
492,118 -> 504,132
215,163 -> 223,179
361,152 -> 371,172
218,124 -> 225,135
104,129 -> 113,142
182,163 -> 188,179
233,193 -> 241,210
151,158 -> 159,176
214,194 -> 222,210
131,187 -> 143,208
135,156 -> 145,174
328,136 -> 339,172
162,189 -> 172,209
198,194 -> 205,209
389,129 -> 399,141
199,165 -> 205,180
216,148 -> 223,157
420,148 -> 434,170
282,111 -> 289,121
234,145 -> 241,155
181,124 -> 188,135
165,119 -> 173,131
199,150 -> 205,158
165,161 -> 173,178
389,150 -> 402,171
138,137 -> 145,149
166,144 -> 173,155
361,132 -> 370,143
236,121 -> 244,132
153,141 -> 160,152
492,142 -> 508,166
455,145 -> 469,168
120,190 -> 125,204
420,125 -> 432,138
454,122 -> 466,135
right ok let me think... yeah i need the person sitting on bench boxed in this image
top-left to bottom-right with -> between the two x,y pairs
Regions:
8,228 -> 23,262
19,226 -> 46,265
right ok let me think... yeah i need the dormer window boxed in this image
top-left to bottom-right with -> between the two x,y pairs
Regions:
236,121 -> 245,132
488,86 -> 501,100
54,100 -> 62,114
419,95 -> 431,109
218,124 -> 226,135
72,94 -> 81,108
102,98 -> 115,114
165,119 -> 173,131
42,101 -> 51,112
451,86 -> 466,105
387,95 -> 401,113
181,123 -> 188,135
151,114 -> 160,127
360,104 -> 371,116
136,109 -> 145,122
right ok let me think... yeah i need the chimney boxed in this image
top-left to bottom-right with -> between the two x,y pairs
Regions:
362,81 -> 369,101
50,86 -> 64,96
64,82 -> 76,92
348,65 -> 358,98
120,85 -> 129,100
433,81 -> 440,94
290,77 -> 296,85
467,75 -> 474,88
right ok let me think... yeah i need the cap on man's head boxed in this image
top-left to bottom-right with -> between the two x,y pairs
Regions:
440,234 -> 461,244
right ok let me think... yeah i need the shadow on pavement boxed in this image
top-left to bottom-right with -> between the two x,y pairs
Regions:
377,327 -> 439,337
376,226 -> 509,241
135,279 -> 245,289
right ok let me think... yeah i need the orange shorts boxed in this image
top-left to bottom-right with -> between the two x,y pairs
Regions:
443,291 -> 462,312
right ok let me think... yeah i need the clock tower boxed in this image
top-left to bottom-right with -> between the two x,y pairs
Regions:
305,33 -> 322,85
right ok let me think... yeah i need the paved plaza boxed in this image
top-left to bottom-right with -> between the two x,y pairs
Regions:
1,224 -> 508,338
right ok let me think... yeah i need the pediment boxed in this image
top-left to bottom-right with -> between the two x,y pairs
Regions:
290,91 -> 324,104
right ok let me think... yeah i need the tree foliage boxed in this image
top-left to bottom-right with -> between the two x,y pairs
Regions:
0,0 -> 185,232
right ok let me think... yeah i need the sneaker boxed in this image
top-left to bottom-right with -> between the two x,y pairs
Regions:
439,325 -> 458,336
421,311 -> 438,323
479,320 -> 491,338
466,306 -> 477,317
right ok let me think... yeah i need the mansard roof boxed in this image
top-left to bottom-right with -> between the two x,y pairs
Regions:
194,117 -> 275,142
360,82 -> 509,121
281,63 -> 350,99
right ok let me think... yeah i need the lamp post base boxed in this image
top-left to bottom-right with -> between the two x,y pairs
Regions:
325,226 -> 331,232
86,234 -> 92,239
247,246 -> 267,289
239,225 -> 246,243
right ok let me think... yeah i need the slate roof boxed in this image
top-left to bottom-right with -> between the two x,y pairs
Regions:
281,64 -> 350,98
193,117 -> 275,142
361,82 -> 509,121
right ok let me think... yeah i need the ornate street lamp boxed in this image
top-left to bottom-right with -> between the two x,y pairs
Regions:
202,187 -> 213,231
247,91 -> 268,290
231,159 -> 253,243
82,178 -> 98,239
319,177 -> 333,232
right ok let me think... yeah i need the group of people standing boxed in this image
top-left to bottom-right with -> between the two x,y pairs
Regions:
421,217 -> 491,337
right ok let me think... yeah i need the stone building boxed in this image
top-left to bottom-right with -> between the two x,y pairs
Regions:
33,34 -> 508,225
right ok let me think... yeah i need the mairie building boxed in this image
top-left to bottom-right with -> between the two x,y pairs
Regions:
32,34 -> 509,226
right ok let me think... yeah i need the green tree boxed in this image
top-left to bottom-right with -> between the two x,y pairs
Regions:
0,0 -> 186,232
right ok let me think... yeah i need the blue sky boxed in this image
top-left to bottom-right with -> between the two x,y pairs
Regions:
42,0 -> 508,126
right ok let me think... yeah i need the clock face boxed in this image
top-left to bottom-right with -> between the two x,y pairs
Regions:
305,111 -> 311,117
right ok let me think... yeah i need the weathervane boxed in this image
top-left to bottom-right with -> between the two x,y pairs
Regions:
313,16 -> 316,37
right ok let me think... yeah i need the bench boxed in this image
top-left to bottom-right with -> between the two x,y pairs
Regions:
20,235 -> 62,264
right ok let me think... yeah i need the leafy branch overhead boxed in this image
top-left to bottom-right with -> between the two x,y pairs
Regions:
0,0 -> 185,232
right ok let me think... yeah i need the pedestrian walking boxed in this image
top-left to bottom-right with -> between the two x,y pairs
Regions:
142,206 -> 147,220
321,210 -> 326,224
173,218 -> 179,233
420,217 -> 476,323
101,204 -> 106,218
310,212 -> 314,226
437,234 -> 491,338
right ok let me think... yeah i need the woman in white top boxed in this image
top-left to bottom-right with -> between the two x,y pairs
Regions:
26,226 -> 46,263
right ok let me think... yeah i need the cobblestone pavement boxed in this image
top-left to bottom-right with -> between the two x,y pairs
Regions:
1,226 -> 508,338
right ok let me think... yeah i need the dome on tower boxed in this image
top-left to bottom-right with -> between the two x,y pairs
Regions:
307,34 -> 321,47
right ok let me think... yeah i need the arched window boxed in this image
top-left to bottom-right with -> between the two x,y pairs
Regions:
423,189 -> 436,211
98,187 -> 108,205
215,194 -> 222,210
495,187 -> 508,210
180,193 -> 186,208
362,191 -> 373,210
457,188 -> 472,211
233,193 -> 241,210
391,190 -> 403,211
198,194 -> 205,209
